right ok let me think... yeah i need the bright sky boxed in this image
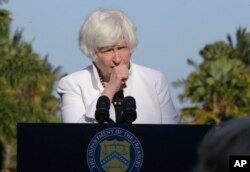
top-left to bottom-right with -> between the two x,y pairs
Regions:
2,0 -> 250,110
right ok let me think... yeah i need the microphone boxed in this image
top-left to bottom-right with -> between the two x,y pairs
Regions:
120,96 -> 137,124
95,96 -> 114,124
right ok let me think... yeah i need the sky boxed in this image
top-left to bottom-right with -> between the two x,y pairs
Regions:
2,0 -> 250,110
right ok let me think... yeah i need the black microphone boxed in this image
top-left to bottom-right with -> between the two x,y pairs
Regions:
95,96 -> 114,123
120,96 -> 137,124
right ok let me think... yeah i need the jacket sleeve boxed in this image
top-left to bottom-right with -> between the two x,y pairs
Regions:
57,76 -> 97,123
156,73 -> 179,124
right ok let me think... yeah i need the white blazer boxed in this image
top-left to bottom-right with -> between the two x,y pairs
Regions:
57,63 -> 179,124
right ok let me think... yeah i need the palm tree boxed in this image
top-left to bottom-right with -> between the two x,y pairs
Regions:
0,7 -> 61,172
174,28 -> 250,125
227,27 -> 250,66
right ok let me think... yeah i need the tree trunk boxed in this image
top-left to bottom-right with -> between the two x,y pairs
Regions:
212,93 -> 221,124
2,143 -> 13,172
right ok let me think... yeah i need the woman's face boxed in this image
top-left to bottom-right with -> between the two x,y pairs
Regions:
94,40 -> 131,80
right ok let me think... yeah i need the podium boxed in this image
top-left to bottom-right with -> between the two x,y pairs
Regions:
17,124 -> 211,172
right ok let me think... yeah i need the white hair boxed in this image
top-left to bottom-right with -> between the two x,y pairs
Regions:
79,9 -> 137,61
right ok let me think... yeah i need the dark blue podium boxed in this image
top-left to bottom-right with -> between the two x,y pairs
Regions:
17,124 -> 211,172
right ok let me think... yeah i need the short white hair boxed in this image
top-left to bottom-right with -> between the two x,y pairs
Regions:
79,9 -> 137,60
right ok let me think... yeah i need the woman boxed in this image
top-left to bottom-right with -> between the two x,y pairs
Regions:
57,9 -> 179,123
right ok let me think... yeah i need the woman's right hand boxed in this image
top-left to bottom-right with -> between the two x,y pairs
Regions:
102,63 -> 128,101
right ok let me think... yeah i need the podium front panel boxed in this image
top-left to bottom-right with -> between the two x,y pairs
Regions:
17,124 -> 211,172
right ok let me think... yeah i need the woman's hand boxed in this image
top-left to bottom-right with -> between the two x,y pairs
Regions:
109,64 -> 128,89
102,63 -> 128,101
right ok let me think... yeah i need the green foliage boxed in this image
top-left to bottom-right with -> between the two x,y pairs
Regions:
0,8 -> 61,171
0,9 -> 11,42
200,41 -> 232,60
174,27 -> 250,124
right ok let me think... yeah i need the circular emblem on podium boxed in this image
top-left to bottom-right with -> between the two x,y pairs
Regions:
86,127 -> 143,172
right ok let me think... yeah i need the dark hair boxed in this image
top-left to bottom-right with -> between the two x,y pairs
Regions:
193,116 -> 250,172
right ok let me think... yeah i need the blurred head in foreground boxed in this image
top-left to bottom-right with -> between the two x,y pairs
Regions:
193,116 -> 250,172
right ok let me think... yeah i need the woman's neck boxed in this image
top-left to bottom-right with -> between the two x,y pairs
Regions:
94,64 -> 109,86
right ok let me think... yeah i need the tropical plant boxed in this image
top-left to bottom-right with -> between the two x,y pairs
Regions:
0,5 -> 61,172
174,28 -> 250,125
